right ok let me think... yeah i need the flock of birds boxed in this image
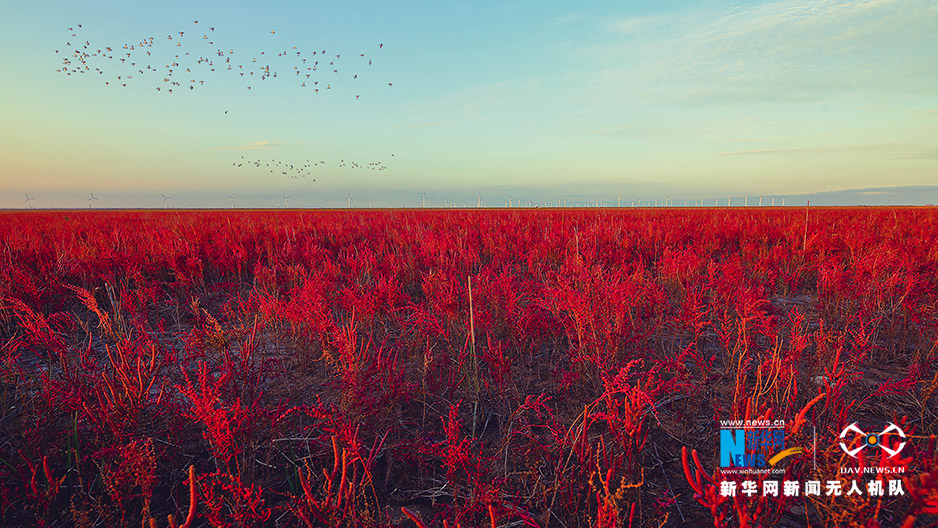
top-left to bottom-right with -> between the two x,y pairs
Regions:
54,19 -> 396,194
56,21 -> 390,98
231,155 -> 390,178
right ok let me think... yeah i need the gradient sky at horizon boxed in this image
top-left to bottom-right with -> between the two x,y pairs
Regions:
1,0 -> 937,208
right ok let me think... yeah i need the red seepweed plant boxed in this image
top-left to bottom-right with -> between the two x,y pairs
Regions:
0,208 -> 935,526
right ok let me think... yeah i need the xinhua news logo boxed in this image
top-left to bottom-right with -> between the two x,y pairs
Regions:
719,419 -> 803,474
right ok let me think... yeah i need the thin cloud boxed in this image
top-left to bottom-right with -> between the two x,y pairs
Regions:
893,148 -> 938,160
212,140 -> 285,151
591,0 -> 938,103
712,143 -> 904,157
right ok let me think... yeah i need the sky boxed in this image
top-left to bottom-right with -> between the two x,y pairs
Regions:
1,0 -> 937,208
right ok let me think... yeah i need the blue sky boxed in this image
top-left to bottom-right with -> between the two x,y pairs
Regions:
1,0 -> 936,208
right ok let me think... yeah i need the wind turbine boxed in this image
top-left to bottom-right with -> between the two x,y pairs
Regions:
282,195 -> 290,208
369,197 -> 373,208
88,193 -> 98,209
162,193 -> 171,208
228,195 -> 237,208
24,194 -> 35,209
421,193 -> 426,208
347,193 -> 352,208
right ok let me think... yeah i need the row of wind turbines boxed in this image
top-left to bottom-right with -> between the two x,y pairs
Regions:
19,193 -> 795,209
475,195 -> 789,208
21,192 -> 373,209
508,195 -> 789,208
24,193 -> 99,208
20,193 -> 277,209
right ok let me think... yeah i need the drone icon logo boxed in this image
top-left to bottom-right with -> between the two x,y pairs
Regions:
839,423 -> 906,458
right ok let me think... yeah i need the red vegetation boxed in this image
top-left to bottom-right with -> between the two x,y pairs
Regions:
0,207 -> 936,526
